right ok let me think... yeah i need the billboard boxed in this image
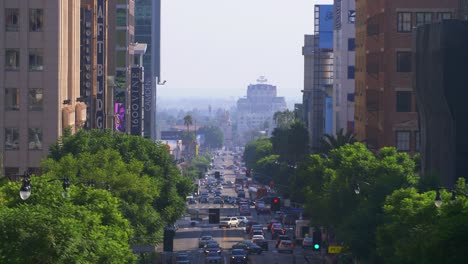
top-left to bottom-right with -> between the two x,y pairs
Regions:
160,131 -> 184,140
130,67 -> 143,136
96,0 -> 106,129
114,103 -> 125,132
318,5 -> 334,49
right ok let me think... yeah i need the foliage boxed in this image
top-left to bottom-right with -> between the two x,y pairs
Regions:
270,120 -> 309,164
183,115 -> 193,131
45,130 -> 191,244
0,176 -> 135,264
243,138 -> 272,170
186,153 -> 211,180
273,109 -> 295,128
319,128 -> 357,154
198,125 -> 224,149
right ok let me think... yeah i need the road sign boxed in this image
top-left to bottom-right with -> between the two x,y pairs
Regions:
328,246 -> 344,254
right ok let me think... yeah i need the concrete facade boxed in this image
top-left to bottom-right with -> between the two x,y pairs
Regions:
302,35 -> 315,148
354,0 -> 458,152
333,0 -> 355,134
1,0 -> 81,176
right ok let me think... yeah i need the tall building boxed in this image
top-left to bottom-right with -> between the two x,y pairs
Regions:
414,20 -> 468,188
354,0 -> 458,152
236,77 -> 287,145
108,0 -> 135,132
1,0 -> 81,177
303,5 -> 334,152
135,0 -> 161,140
333,0 -> 355,134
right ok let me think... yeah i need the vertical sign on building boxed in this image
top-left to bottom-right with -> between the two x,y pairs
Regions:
130,67 -> 143,136
81,9 -> 93,129
144,76 -> 152,138
96,0 -> 106,129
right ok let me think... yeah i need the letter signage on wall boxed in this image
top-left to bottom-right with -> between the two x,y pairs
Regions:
81,8 -> 93,129
96,0 -> 106,129
130,67 -> 143,136
143,75 -> 152,138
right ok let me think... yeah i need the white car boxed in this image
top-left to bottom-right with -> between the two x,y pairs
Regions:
219,217 -> 239,228
252,235 -> 265,243
236,216 -> 248,226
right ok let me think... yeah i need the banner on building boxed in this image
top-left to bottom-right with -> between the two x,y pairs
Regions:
130,67 -> 143,136
96,0 -> 106,129
318,5 -> 334,49
81,9 -> 93,128
114,103 -> 125,132
143,75 -> 152,138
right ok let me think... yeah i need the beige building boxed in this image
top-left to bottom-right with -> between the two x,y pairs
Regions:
0,0 -> 81,177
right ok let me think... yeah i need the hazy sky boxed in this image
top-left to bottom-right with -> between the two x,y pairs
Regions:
159,0 -> 331,101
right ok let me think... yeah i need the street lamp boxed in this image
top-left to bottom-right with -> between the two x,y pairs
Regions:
354,181 -> 370,195
434,188 -> 461,208
19,171 -> 32,200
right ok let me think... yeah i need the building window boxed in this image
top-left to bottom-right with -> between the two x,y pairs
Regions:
397,12 -> 412,32
348,38 -> 355,51
28,88 -> 43,111
29,9 -> 43,32
5,167 -> 20,180
415,131 -> 420,152
29,49 -> 43,71
437,12 -> 452,21
347,66 -> 355,79
416,12 -> 433,27
116,9 -> 127,27
28,128 -> 43,150
5,49 -> 20,70
5,8 -> 19,31
396,131 -> 410,151
396,51 -> 412,72
5,88 -> 19,111
5,128 -> 19,150
396,91 -> 412,112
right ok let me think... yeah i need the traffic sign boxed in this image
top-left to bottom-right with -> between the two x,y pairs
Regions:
328,246 -> 343,254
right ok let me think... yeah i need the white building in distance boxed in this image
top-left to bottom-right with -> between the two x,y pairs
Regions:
236,77 -> 287,144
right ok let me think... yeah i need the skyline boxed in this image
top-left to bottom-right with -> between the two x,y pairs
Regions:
159,0 -> 331,100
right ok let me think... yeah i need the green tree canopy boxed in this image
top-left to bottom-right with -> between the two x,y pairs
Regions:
198,125 -> 224,149
243,138 -> 272,170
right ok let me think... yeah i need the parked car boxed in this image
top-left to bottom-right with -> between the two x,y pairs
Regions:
199,235 -> 214,248
277,240 -> 294,254
230,249 -> 248,264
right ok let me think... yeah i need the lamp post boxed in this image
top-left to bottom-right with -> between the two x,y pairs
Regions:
19,171 -> 32,200
434,188 -> 464,208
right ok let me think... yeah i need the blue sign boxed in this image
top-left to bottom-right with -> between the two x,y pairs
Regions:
96,0 -> 106,129
319,5 -> 334,49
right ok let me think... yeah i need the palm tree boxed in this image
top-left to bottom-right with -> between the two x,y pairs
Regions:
183,115 -> 193,132
319,128 -> 357,154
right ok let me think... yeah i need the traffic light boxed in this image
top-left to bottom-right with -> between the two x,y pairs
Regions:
271,197 -> 280,212
245,169 -> 251,177
312,229 -> 322,251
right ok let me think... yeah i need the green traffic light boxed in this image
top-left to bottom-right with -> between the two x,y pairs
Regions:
314,244 -> 320,249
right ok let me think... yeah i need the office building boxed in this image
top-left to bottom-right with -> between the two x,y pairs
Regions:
354,0 -> 458,152
1,0 -> 81,177
333,0 -> 355,134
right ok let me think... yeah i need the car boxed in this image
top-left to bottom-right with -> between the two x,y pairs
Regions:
230,248 -> 248,264
276,235 -> 291,247
236,216 -> 248,226
204,241 -> 222,255
175,253 -> 190,264
245,221 -> 259,234
251,235 -> 265,243
253,238 -> 269,251
302,237 -> 314,249
199,235 -> 214,248
252,229 -> 264,237
219,217 -> 239,228
277,240 -> 294,254
213,196 -> 223,204
232,241 -> 263,255
205,252 -> 223,264
267,219 -> 280,231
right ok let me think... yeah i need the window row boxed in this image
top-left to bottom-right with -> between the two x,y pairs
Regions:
5,128 -> 43,150
396,131 -> 420,152
397,11 -> 452,33
5,8 -> 43,32
5,49 -> 43,71
4,88 -> 43,111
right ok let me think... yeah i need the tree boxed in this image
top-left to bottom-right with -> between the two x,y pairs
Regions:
270,120 -> 309,165
183,115 -> 193,132
0,176 -> 135,263
198,125 -> 224,149
243,138 -> 272,170
319,128 -> 357,154
273,110 -> 295,128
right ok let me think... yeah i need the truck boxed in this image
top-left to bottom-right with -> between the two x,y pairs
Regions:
295,219 -> 313,244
